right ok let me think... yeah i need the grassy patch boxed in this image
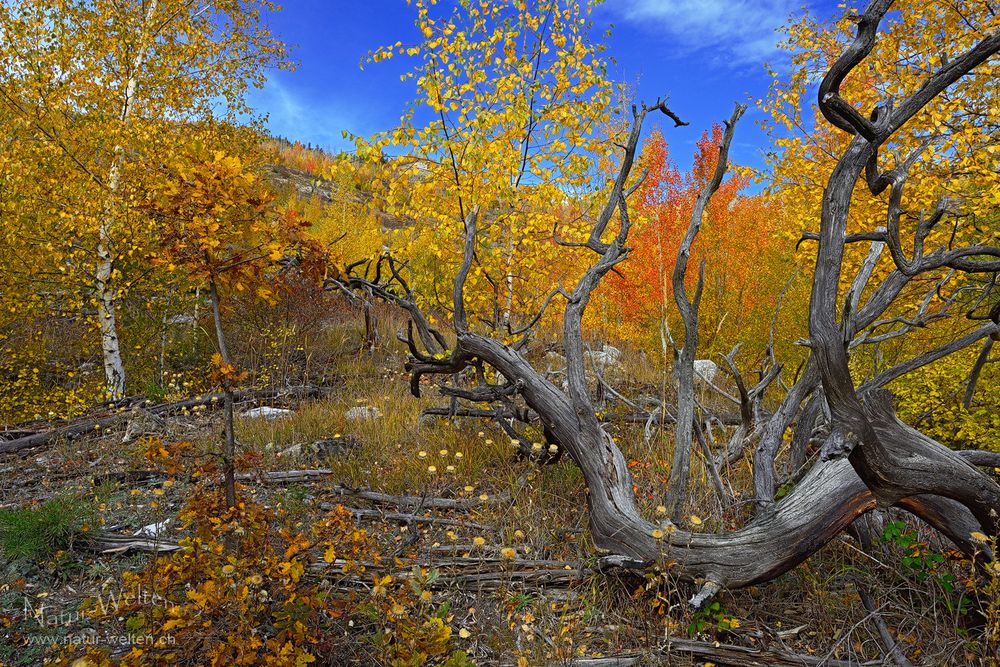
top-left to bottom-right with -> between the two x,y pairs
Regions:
0,495 -> 91,562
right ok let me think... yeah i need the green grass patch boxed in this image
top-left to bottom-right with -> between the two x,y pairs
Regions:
0,495 -> 92,562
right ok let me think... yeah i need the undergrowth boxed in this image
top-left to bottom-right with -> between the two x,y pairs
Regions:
0,495 -> 93,562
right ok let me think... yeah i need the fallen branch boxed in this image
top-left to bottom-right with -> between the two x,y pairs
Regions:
326,484 -> 492,510
854,580 -> 914,667
548,637 -> 875,667
84,533 -> 181,554
0,386 -> 322,455
318,502 -> 490,529
958,449 -> 1000,468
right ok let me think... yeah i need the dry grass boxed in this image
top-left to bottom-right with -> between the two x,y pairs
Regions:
0,318 -> 991,665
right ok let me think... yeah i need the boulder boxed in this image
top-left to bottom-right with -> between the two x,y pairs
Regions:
543,351 -> 567,378
313,436 -> 359,458
693,359 -> 719,385
279,436 -> 359,460
345,406 -> 382,421
134,519 -> 171,538
241,406 -> 295,419
586,345 -> 622,368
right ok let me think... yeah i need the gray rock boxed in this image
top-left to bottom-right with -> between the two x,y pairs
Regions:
241,406 -> 295,419
279,437 -> 358,460
313,436 -> 359,458
587,345 -> 622,368
693,359 -> 719,385
134,519 -> 171,538
345,406 -> 382,421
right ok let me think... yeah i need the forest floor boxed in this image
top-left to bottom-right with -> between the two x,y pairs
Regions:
0,327 -> 990,666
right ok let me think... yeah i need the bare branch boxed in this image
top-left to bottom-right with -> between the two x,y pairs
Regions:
860,322 -> 999,392
586,101 -> 687,253
816,0 -> 892,139
963,338 -> 995,408
665,102 -> 746,518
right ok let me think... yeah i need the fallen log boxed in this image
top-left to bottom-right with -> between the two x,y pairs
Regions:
327,484 -> 488,510
310,555 -> 589,591
0,386 -> 322,455
318,501 -> 490,530
84,533 -> 181,554
0,429 -> 41,441
236,469 -> 335,484
561,639 -> 875,667
93,470 -> 171,487
238,472 -> 495,510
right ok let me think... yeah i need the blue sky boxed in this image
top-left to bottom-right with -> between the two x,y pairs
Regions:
248,0 -> 840,174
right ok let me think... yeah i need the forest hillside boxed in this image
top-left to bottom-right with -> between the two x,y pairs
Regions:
1,1 -> 999,665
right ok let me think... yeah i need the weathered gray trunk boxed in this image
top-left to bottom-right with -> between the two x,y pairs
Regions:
665,104 -> 746,519
424,332 -> 990,588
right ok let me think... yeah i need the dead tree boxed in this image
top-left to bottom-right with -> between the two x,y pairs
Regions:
663,103 -> 746,520
808,0 -> 1000,537
334,0 -> 1000,607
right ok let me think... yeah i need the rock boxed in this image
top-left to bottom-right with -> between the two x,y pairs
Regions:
121,407 -> 167,443
345,406 -> 381,421
313,436 -> 359,458
586,344 -> 622,369
278,443 -> 304,458
241,406 -> 295,419
279,437 -> 358,460
543,351 -> 566,370
542,352 -> 566,382
166,314 -> 195,325
134,519 -> 171,538
693,359 -> 719,385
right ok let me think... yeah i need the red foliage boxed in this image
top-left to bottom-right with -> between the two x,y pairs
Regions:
604,126 -> 791,354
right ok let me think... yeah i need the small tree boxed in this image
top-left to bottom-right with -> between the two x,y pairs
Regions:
148,146 -> 302,506
358,0 -> 623,332
0,0 -> 289,400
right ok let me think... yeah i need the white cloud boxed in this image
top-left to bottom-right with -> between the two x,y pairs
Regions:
606,0 -> 799,66
248,76 -> 358,151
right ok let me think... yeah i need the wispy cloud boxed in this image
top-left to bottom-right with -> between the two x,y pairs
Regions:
605,0 -> 800,66
248,75 -> 360,152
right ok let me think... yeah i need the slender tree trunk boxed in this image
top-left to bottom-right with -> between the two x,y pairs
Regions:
665,105 -> 746,519
363,295 -> 376,354
754,362 -> 818,512
209,269 -> 237,508
963,337 -> 994,409
159,289 -> 172,387
666,342 -> 696,518
95,0 -> 159,400
502,229 -> 515,329
787,392 -> 823,478
95,235 -> 126,399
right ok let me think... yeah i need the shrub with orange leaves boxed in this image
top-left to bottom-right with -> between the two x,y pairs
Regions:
55,493 -> 375,666
357,566 -> 474,667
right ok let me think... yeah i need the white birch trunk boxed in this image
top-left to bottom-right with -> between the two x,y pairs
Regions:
95,0 -> 158,399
